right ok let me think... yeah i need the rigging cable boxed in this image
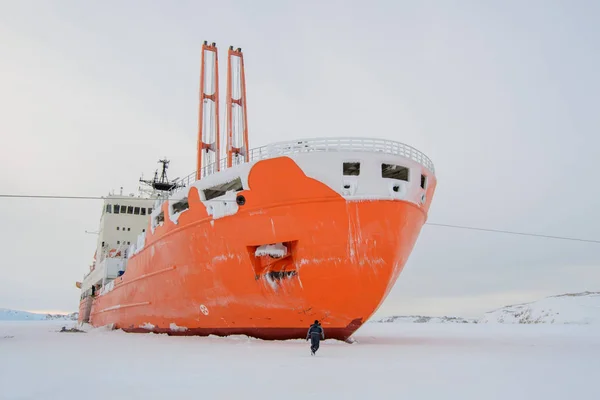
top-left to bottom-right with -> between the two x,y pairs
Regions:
0,194 -> 106,200
425,223 -> 600,244
0,193 -> 598,244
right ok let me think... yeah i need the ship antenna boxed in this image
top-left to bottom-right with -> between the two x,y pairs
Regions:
158,158 -> 170,183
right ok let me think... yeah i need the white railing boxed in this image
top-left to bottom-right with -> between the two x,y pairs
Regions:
249,137 -> 435,173
157,137 -> 435,207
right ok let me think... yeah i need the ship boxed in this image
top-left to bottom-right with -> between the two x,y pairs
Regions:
76,42 -> 437,341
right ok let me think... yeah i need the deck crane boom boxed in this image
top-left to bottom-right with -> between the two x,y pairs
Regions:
226,46 -> 249,168
196,41 -> 221,180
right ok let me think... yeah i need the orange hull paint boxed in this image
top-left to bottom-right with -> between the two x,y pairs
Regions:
84,157 -> 435,340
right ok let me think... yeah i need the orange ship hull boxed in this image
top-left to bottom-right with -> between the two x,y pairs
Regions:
83,156 -> 435,340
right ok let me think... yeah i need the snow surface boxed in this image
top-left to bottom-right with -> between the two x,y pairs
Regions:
480,291 -> 600,324
0,320 -> 598,399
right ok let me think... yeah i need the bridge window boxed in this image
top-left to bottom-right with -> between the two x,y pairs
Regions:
114,205 -> 120,214
134,207 -> 140,215
203,177 -> 243,200
343,162 -> 360,176
141,208 -> 146,216
105,204 -> 112,213
421,174 -> 427,189
382,163 -> 409,181
127,206 -> 134,214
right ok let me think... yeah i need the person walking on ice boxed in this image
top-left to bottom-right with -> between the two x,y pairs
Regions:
306,320 -> 325,355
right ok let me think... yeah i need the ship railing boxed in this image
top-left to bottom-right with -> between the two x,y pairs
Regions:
248,137 -> 435,174
155,137 -> 435,207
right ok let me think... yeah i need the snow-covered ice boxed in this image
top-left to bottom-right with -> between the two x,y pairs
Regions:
1,320 -> 598,399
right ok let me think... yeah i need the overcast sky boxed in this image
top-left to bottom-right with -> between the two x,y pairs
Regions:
1,0 -> 598,318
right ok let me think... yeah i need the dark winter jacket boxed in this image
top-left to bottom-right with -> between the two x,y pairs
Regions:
306,323 -> 324,340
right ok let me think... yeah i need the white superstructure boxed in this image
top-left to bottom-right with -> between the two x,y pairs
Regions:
77,159 -> 184,323
95,195 -> 156,259
80,194 -> 156,297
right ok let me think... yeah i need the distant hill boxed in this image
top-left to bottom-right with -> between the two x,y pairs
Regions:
375,291 -> 600,325
479,291 -> 600,324
374,315 -> 476,324
0,308 -> 78,321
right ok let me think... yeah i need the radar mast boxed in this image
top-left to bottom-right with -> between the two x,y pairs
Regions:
139,158 -> 184,196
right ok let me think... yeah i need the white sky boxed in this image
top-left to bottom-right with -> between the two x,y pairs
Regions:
0,0 -> 599,317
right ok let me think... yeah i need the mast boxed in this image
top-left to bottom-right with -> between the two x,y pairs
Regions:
226,46 -> 249,168
196,41 -> 221,180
